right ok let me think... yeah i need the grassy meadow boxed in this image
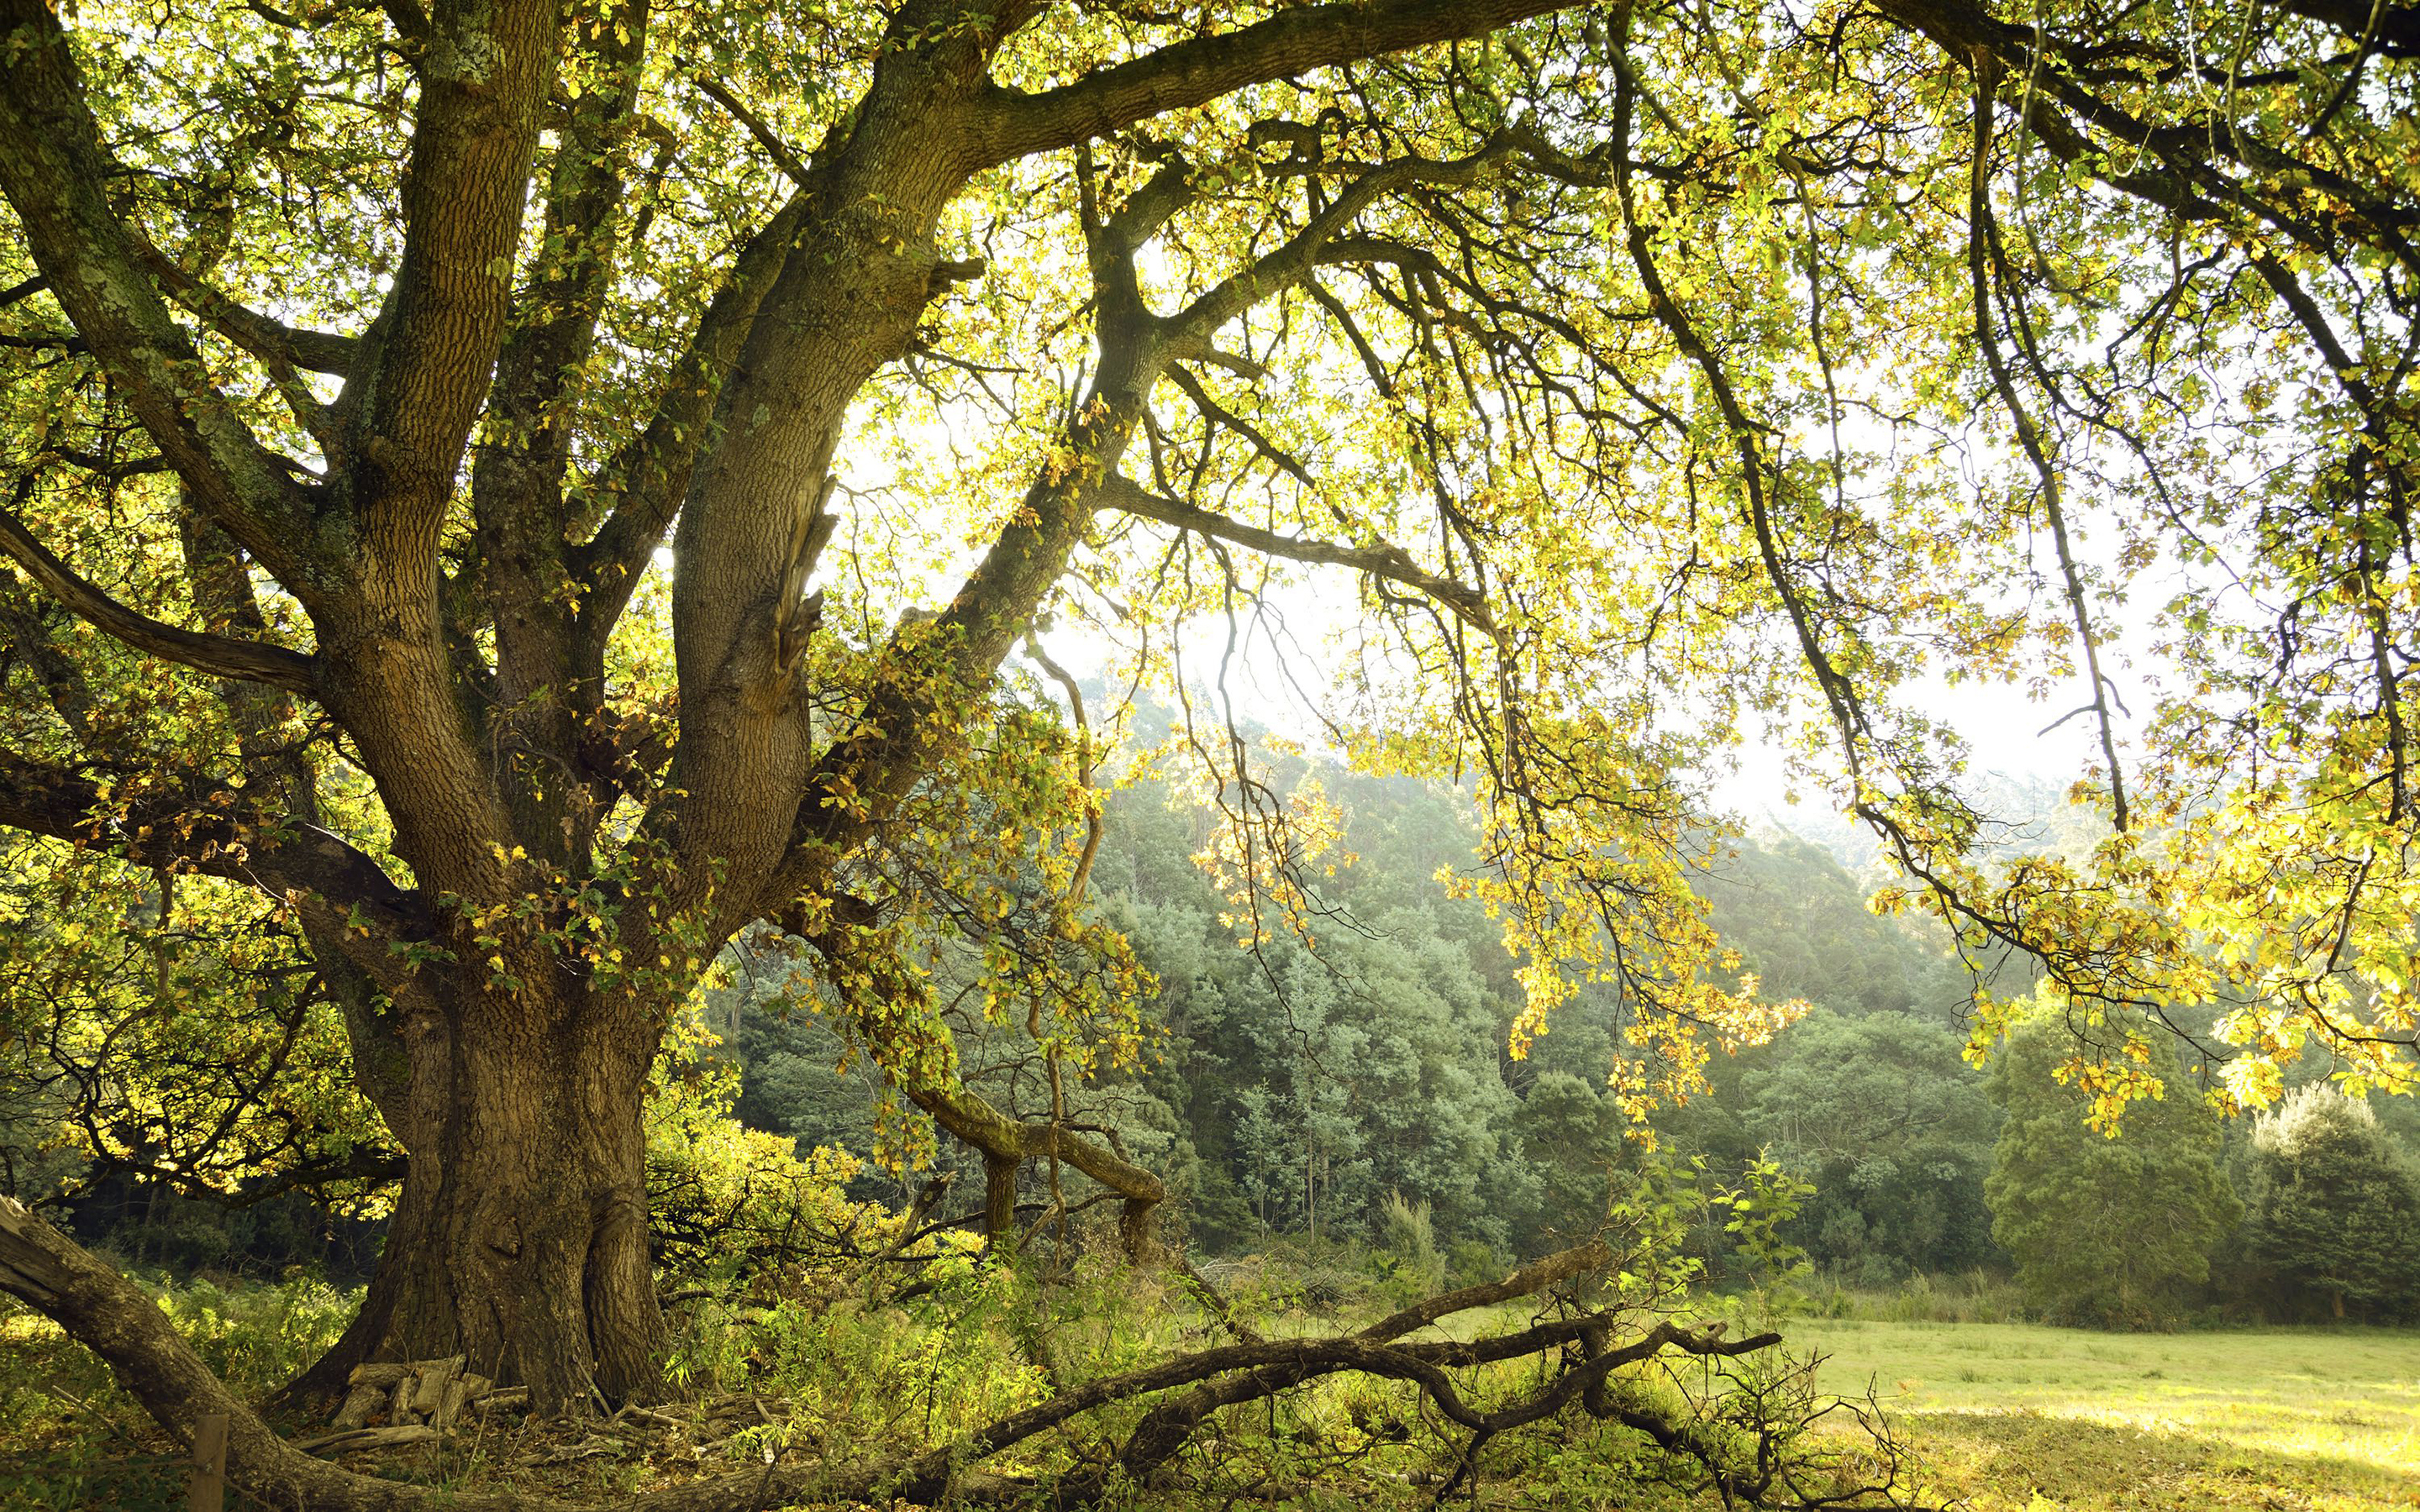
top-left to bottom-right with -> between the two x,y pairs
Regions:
1792,1320 -> 2420,1510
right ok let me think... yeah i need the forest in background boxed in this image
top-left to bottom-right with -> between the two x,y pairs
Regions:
33,717 -> 2420,1335
716,745 -> 2420,1331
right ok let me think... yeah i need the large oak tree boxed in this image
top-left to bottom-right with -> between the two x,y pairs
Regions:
0,0 -> 2412,1456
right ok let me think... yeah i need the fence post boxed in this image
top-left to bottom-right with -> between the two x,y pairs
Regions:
187,1410 -> 228,1512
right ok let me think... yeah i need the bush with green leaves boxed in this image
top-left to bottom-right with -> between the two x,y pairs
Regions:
1715,1153 -> 1816,1321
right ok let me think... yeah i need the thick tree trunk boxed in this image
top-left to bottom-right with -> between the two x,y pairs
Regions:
983,1154 -> 1019,1250
309,978 -> 666,1415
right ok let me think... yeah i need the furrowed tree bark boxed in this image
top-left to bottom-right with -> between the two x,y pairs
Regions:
360,978 -> 666,1411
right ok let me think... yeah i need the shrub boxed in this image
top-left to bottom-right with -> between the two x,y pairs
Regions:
1371,1190 -> 1444,1300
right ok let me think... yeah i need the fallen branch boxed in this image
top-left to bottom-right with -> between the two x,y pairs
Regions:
0,1195 -> 1917,1511
292,1425 -> 442,1456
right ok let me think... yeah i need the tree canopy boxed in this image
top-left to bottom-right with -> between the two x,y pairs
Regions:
0,0 -> 2415,1496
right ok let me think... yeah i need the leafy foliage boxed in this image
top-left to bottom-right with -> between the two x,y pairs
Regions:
0,839 -> 387,1218
1985,1011 -> 2241,1327
643,1011 -> 877,1284
2241,1086 -> 2420,1322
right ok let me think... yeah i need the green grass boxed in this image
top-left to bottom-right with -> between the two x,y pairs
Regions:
1788,1320 -> 2420,1510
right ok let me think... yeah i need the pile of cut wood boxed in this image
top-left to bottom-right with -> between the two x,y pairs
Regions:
294,1357 -> 526,1455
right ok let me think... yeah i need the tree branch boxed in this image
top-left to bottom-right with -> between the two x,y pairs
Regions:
2276,0 -> 2420,50
0,496 -> 318,693
1164,139 -> 1512,347
133,238 -> 359,376
691,70 -> 812,185
336,0 -> 560,554
975,0 -> 1581,163
1964,60 -> 2128,829
765,136 -> 1509,910
1098,474 -> 1497,635
0,0 -> 322,594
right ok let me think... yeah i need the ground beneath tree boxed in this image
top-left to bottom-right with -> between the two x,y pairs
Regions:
7,1280 -> 2416,1512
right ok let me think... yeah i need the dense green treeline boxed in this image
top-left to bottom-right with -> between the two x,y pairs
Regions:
717,755 -> 2002,1275
715,749 -> 2420,1326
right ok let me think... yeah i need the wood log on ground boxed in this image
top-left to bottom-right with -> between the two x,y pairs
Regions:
328,1357 -> 493,1434
329,1383 -> 387,1432
291,1426 -> 443,1457
408,1357 -> 463,1417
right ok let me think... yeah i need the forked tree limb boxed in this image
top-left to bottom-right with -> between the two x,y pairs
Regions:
131,235 -> 360,377
902,1076 -> 1169,1259
0,749 -> 422,933
783,917 -> 1171,1261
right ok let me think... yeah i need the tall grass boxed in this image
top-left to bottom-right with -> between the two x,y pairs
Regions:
1807,1268 -> 2033,1325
